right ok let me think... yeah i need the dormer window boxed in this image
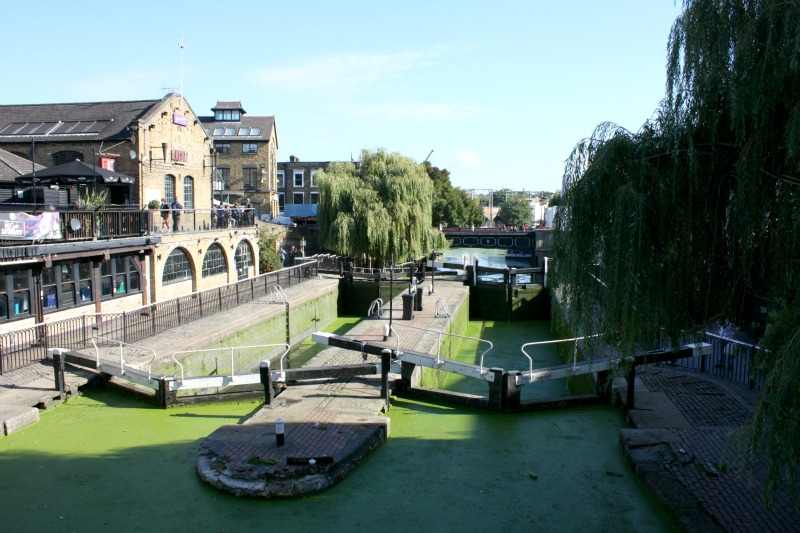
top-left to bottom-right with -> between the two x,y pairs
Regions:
214,110 -> 241,121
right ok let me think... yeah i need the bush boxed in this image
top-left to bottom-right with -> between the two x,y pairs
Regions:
147,200 -> 160,210
258,232 -> 283,273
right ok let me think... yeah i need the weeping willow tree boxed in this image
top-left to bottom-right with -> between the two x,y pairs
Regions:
554,0 -> 800,492
318,149 -> 446,265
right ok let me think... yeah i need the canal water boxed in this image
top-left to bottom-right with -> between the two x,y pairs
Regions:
0,319 -> 675,533
442,247 -> 535,284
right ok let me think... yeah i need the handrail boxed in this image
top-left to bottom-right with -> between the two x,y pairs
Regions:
520,334 -> 602,378
367,298 -> 384,319
91,338 -> 159,379
389,323 -> 494,373
704,331 -> 763,350
168,343 -> 290,381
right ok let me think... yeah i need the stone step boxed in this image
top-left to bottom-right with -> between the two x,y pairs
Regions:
0,405 -> 40,436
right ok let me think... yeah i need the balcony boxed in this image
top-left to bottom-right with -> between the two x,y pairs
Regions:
0,206 -> 257,245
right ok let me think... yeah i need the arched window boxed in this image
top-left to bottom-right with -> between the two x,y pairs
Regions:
183,176 -> 194,209
234,241 -> 254,280
202,243 -> 227,278
52,150 -> 84,165
164,175 -> 176,204
162,248 -> 193,285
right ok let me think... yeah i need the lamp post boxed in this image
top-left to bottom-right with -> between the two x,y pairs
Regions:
387,254 -> 393,338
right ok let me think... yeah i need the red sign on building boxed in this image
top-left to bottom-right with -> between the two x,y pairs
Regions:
99,157 -> 116,171
171,149 -> 188,163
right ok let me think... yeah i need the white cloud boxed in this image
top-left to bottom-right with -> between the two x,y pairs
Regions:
355,102 -> 480,121
251,50 -> 438,89
456,150 -> 481,168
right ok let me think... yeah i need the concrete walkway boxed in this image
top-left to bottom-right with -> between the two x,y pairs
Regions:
197,280 -> 469,497
620,366 -> 800,533
0,361 -> 92,436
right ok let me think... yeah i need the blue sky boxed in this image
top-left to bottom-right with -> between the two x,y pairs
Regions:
3,1 -> 681,191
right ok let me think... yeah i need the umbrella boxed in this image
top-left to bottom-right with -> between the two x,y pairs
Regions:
15,159 -> 134,186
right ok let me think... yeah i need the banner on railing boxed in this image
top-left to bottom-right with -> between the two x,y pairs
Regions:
0,211 -> 62,240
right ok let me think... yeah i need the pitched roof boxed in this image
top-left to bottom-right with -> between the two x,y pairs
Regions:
0,98 -> 162,143
0,148 -> 45,182
199,115 -> 276,142
211,101 -> 245,111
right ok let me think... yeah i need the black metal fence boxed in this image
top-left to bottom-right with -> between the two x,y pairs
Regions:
668,332 -> 765,390
0,261 -> 318,375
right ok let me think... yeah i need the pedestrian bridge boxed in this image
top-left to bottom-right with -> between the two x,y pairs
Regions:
442,228 -> 534,252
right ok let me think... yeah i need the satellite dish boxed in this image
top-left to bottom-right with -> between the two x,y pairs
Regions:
129,150 -> 137,160
69,218 -> 82,232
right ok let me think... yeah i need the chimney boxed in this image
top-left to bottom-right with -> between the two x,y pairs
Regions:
289,155 -> 299,163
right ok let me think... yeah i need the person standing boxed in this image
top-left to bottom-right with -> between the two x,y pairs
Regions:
171,198 -> 183,232
159,198 -> 170,232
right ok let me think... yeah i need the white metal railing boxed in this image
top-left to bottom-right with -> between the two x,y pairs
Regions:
520,334 -> 603,379
168,343 -> 290,383
434,299 -> 451,318
388,322 -> 494,374
367,298 -> 384,319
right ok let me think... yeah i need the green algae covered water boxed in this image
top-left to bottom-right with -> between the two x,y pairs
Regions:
0,320 -> 676,533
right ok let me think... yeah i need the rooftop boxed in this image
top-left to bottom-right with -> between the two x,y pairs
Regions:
211,101 -> 245,111
0,148 -> 45,182
200,115 -> 275,142
0,98 -> 162,143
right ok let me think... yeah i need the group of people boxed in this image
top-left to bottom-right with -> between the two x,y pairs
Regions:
156,200 -> 255,232
158,198 -> 183,232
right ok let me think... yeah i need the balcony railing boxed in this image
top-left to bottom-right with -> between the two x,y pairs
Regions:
0,206 -> 257,244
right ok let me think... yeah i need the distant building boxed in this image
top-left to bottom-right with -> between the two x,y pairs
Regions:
276,156 -> 336,216
200,101 -> 279,217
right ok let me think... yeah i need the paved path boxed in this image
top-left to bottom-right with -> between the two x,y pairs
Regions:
0,361 -> 91,436
197,280 -> 469,497
621,366 -> 800,533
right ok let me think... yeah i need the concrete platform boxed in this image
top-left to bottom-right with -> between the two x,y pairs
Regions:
197,280 -> 469,497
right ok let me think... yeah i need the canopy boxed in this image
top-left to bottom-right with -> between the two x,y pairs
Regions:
15,159 -> 134,186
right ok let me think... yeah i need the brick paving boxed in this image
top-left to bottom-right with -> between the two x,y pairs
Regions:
622,366 -> 800,533
197,281 -> 469,497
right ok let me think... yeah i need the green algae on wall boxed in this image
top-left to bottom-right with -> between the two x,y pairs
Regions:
151,289 -> 339,378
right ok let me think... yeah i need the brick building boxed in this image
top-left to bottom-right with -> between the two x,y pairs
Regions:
200,101 -> 279,217
0,93 -> 213,210
276,156 -> 335,214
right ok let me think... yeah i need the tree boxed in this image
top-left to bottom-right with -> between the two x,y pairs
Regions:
258,231 -> 283,273
548,191 -> 561,207
424,162 -> 483,228
318,149 -> 447,264
497,194 -> 531,226
554,0 -> 800,493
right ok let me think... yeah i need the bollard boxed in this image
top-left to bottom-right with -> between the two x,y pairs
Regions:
502,371 -> 521,411
275,417 -> 285,447
414,286 -> 423,311
626,364 -> 636,409
380,349 -> 391,410
260,360 -> 274,406
401,291 -> 414,320
52,349 -> 66,399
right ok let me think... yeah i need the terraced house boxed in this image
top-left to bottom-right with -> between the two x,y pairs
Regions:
200,101 -> 279,217
0,93 -> 258,339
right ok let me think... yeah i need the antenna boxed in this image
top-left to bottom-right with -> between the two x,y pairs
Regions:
178,37 -> 185,96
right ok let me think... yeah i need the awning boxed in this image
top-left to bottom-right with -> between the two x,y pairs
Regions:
15,159 -> 134,186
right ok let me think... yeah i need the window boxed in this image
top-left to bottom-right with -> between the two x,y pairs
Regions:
277,170 -> 285,188
214,110 -> 241,121
52,150 -> 84,165
202,244 -> 227,278
242,143 -> 258,154
243,167 -> 258,189
183,176 -> 194,209
310,192 -> 320,204
278,193 -> 285,210
310,169 -> 321,187
164,175 -> 176,204
212,127 -> 224,136
293,169 -> 304,187
0,270 -> 32,321
293,192 -> 304,204
238,128 -> 250,136
101,255 -> 141,299
38,261 -> 95,313
224,127 -> 236,136
217,167 -> 230,189
162,248 -> 193,285
234,241 -> 253,280
215,143 -> 231,154
250,128 -> 261,136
